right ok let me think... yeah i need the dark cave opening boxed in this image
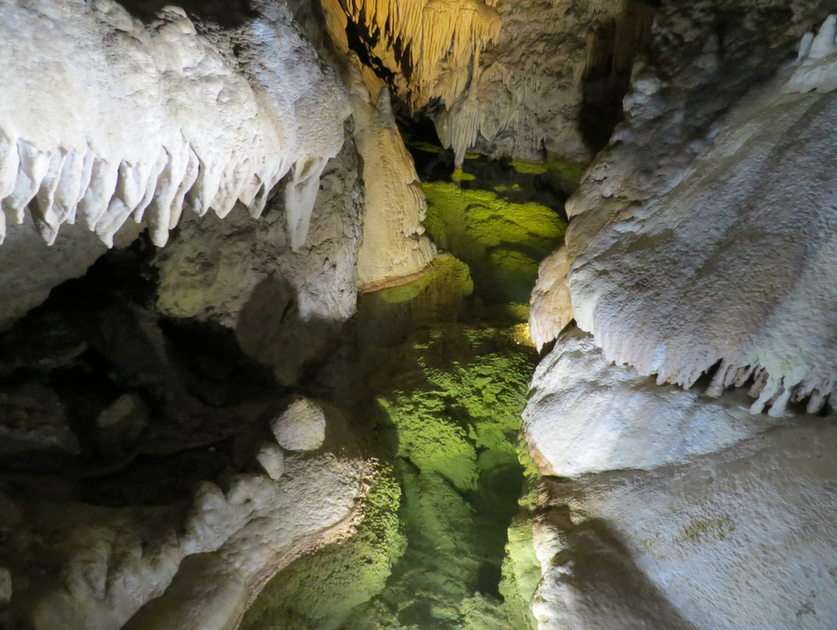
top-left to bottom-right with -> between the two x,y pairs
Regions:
579,1 -> 656,152
0,234 -> 280,500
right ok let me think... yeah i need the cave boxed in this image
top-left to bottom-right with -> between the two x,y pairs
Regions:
0,1 -> 835,629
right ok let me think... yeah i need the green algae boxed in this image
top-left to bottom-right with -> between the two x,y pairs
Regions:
379,392 -> 479,491
511,158 -> 586,193
510,160 -> 550,176
355,254 -> 474,348
499,516 -> 541,630
341,326 -> 538,629
240,465 -> 406,630
370,254 -> 473,307
241,324 -> 543,630
452,168 -> 477,183
411,141 -> 447,155
422,182 -> 566,304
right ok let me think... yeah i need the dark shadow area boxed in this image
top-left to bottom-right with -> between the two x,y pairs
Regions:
345,17 -> 396,84
580,1 -> 656,152
114,0 -> 257,26
0,235 -> 283,509
235,275 -> 348,389
548,514 -> 698,629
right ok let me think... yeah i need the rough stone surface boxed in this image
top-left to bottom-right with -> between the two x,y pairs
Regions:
569,61 -> 837,416
154,138 -> 363,385
524,10 -> 837,629
525,330 -> 837,629
4,440 -> 367,630
271,398 -> 328,452
528,248 -> 573,351
524,328 -> 789,478
532,419 -> 837,630
465,0 -> 645,162
316,13 -> 437,290
95,394 -> 148,459
352,85 -> 436,290
0,218 -> 142,331
0,382 -> 78,459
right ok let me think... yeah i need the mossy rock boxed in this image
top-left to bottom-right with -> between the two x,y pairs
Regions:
249,326 -> 543,630
351,325 -> 538,628
241,465 -> 406,630
379,392 -> 479,491
422,182 -> 566,304
368,254 -> 473,307
499,515 -> 541,630
511,158 -> 586,194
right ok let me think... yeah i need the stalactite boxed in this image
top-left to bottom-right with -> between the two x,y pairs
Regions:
332,0 -> 501,165
337,0 -> 500,105
0,1 -> 350,250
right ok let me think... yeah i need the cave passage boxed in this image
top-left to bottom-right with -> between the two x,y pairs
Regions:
240,140 -> 562,629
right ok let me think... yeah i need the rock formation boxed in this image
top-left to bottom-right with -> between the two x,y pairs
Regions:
524,9 -> 837,629
1,0 -> 348,249
1,1 -> 835,629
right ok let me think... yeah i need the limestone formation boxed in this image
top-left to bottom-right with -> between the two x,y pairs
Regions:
567,36 -> 837,416
529,388 -> 837,629
459,0 -> 651,163
351,85 -> 437,290
4,424 -> 367,630
323,0 -> 501,164
523,10 -> 837,630
525,329 -> 788,477
255,443 -> 286,481
0,216 -> 141,330
0,0 -> 348,249
2,1 -> 836,630
787,14 -> 837,93
528,248 -> 573,351
154,137 -> 362,385
271,398 -> 328,452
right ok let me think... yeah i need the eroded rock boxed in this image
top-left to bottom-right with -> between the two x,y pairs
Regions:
155,137 -> 363,386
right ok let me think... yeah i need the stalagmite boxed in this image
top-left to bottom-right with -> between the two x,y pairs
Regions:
352,84 -> 437,288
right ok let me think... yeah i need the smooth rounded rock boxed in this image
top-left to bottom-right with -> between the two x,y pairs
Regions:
271,398 -> 327,452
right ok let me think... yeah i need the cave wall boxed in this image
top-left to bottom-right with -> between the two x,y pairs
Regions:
524,6 -> 837,629
0,0 -> 835,629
